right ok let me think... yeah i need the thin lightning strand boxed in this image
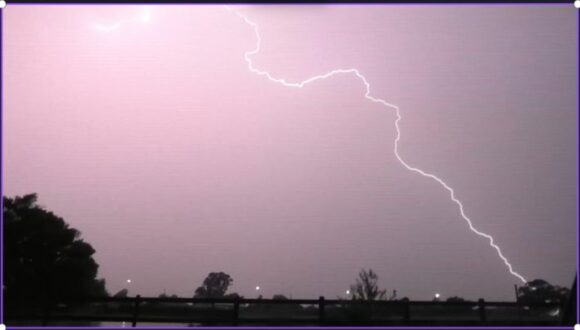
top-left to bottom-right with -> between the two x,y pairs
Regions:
226,6 -> 527,284
92,6 -> 151,32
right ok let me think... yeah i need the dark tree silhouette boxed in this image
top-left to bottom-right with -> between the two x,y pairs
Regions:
159,293 -> 179,299
194,272 -> 233,298
224,292 -> 243,299
4,194 -> 108,310
518,279 -> 571,304
349,269 -> 387,301
446,296 -> 469,303
113,289 -> 129,298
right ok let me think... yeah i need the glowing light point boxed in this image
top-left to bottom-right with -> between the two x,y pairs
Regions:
127,279 -> 132,284
573,324 -> 580,330
255,286 -> 260,291
0,1 -> 6,9
435,293 -> 441,299
346,290 -> 350,295
0,324 -> 6,330
574,0 -> 580,8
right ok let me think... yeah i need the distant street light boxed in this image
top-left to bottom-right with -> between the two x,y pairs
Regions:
346,290 -> 350,295
255,286 -> 260,291
434,293 -> 441,299
127,279 -> 132,284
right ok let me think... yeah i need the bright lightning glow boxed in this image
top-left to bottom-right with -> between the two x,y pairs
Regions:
93,22 -> 122,32
139,6 -> 152,23
226,6 -> 527,284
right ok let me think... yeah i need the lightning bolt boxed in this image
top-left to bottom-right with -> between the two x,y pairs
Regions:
92,6 -> 152,32
226,6 -> 527,284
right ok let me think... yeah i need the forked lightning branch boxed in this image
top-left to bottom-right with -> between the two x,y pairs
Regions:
226,5 -> 527,284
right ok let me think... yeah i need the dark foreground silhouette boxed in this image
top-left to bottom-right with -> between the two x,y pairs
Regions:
5,294 -> 575,327
4,194 -> 576,326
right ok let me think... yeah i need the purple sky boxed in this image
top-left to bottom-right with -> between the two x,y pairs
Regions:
4,4 -> 577,301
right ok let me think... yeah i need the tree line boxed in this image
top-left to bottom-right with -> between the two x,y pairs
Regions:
3,193 -> 572,311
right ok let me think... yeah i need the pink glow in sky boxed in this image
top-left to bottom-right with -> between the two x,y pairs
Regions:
4,4 -> 577,300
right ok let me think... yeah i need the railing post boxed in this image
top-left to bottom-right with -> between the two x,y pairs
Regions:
41,297 -> 51,326
233,297 -> 240,326
132,295 -> 141,327
478,298 -> 486,323
559,300 -> 567,323
403,300 -> 410,323
515,300 -> 520,322
318,296 -> 326,325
